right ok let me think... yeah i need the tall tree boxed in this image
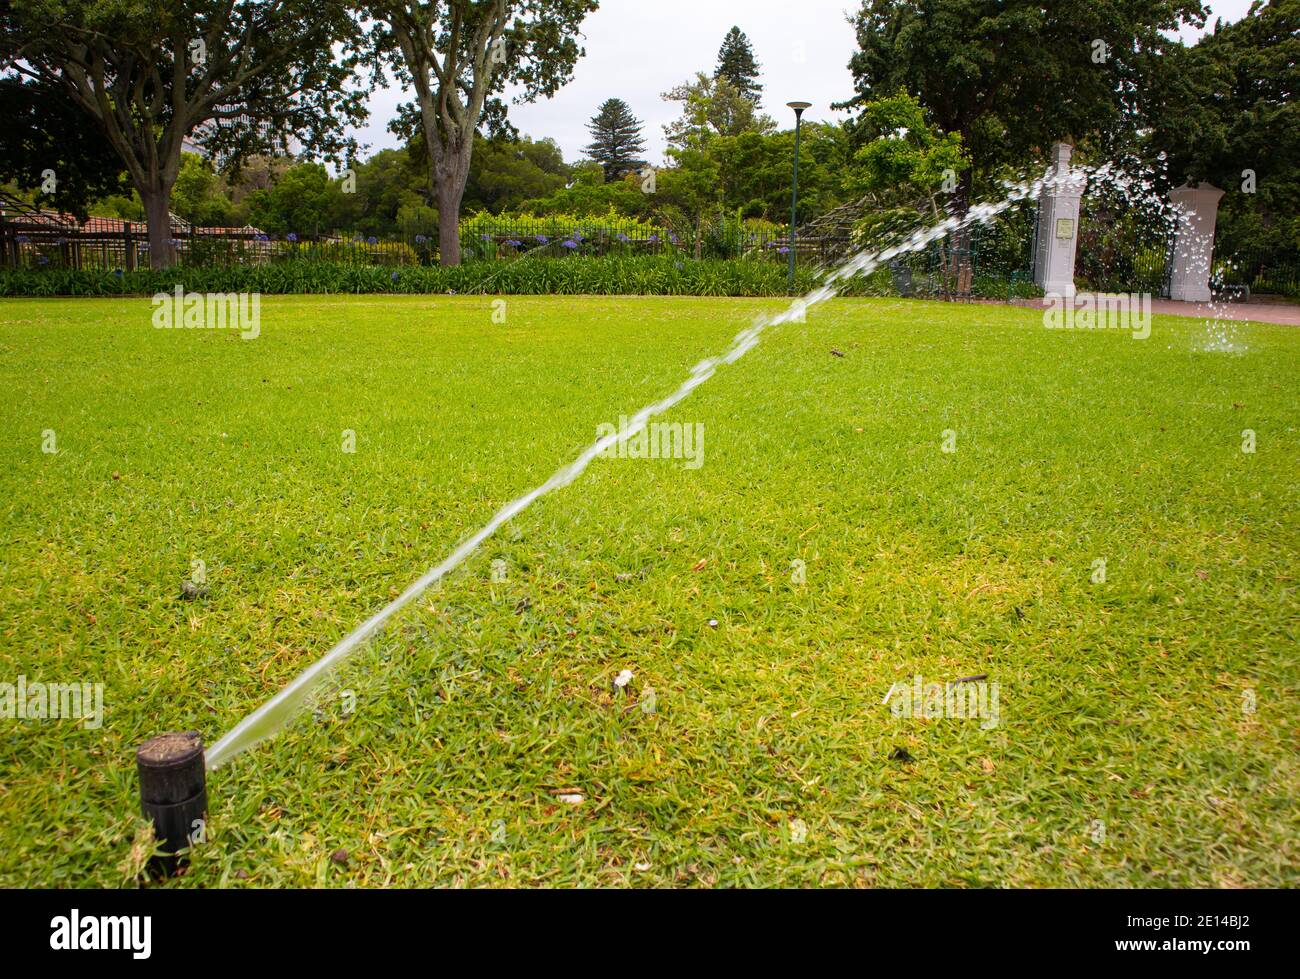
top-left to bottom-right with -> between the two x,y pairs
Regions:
367,0 -> 598,266
1,0 -> 366,267
1145,0 -> 1300,263
663,73 -> 774,151
0,75 -> 130,220
842,0 -> 1208,214
584,98 -> 646,182
715,26 -> 761,104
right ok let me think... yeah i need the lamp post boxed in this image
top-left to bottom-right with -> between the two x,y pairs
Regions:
786,101 -> 811,293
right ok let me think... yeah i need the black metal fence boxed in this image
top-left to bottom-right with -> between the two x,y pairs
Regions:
0,218 -> 799,269
0,221 -> 429,269
5,213 -> 1296,300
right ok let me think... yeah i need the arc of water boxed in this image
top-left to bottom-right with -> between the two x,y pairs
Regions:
203,175 -> 1049,771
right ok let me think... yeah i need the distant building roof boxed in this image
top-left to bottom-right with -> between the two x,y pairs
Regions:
4,209 -> 262,237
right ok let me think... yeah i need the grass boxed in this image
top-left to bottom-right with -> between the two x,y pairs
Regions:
0,294 -> 1295,888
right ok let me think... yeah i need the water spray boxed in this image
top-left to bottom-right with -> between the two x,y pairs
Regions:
136,172 -> 1062,836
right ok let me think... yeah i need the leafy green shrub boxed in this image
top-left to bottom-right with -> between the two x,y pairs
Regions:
459,209 -> 676,258
0,254 -> 1024,299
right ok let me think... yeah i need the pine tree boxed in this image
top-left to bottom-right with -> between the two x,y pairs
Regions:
584,99 -> 647,182
715,27 -> 763,105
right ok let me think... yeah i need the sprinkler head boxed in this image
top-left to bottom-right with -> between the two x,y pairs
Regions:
136,731 -> 207,872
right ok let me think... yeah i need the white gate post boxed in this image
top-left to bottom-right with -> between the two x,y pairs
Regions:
1167,183 -> 1225,303
1034,142 -> 1086,297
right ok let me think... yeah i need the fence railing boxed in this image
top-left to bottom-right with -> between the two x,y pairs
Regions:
0,222 -> 426,270
5,216 -> 1297,299
0,219 -> 799,269
1215,249 -> 1300,298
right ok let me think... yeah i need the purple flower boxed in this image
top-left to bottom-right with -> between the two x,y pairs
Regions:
777,246 -> 790,254
562,240 -> 578,249
505,239 -> 522,248
15,235 -> 29,244
367,236 -> 378,245
535,235 -> 549,244
481,234 -> 491,241
414,234 -> 428,244
287,233 -> 298,242
255,234 -> 269,242
390,271 -> 399,282
616,233 -> 629,242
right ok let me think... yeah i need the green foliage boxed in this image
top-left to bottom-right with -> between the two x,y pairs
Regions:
584,98 -> 647,182
0,256 -> 837,297
845,92 -> 969,242
709,123 -> 851,223
715,27 -> 763,104
245,163 -> 352,238
516,170 -> 651,219
465,136 -> 571,214
172,154 -> 241,227
460,210 -> 672,243
1,0 -> 366,267
844,0 -> 1207,202
1146,0 -> 1300,265
340,149 -> 435,237
367,0 -> 599,264
662,73 -> 775,151
0,75 -> 130,220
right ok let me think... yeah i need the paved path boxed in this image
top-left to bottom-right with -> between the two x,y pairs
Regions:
1003,296 -> 1300,326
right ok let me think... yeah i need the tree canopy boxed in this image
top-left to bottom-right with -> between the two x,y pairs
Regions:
584,98 -> 646,182
1,0 -> 367,266
366,0 -> 598,264
842,0 -> 1208,207
716,27 -> 762,104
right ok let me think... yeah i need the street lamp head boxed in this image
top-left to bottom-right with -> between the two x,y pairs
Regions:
787,101 -> 812,116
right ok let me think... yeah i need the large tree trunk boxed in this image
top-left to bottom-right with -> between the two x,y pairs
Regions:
434,139 -> 474,267
139,180 -> 178,270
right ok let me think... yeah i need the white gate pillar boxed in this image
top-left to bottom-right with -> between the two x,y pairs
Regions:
1034,142 -> 1087,297
1167,182 -> 1225,303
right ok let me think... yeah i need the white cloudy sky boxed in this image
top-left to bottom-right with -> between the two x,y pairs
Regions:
354,0 -> 1260,167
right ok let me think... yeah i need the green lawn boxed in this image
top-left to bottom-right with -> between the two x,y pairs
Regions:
0,294 -> 1296,887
